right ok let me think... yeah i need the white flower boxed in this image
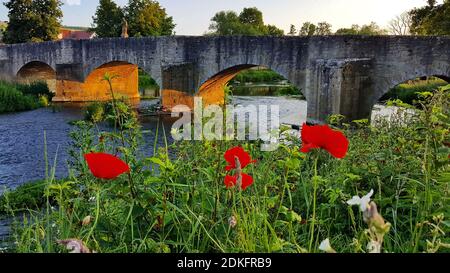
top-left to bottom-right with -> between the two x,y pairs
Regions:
228,216 -> 237,228
319,238 -> 336,253
347,189 -> 374,212
367,240 -> 382,253
57,239 -> 91,253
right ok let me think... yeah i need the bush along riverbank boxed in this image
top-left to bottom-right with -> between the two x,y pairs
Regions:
1,82 -> 449,253
0,81 -> 53,114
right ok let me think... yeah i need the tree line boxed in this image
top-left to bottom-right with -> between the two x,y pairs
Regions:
2,0 -> 450,44
2,0 -> 175,44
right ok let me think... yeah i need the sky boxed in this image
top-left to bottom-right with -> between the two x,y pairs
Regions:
0,0 -> 442,35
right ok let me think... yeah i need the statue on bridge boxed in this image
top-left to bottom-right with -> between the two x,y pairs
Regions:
121,19 -> 129,38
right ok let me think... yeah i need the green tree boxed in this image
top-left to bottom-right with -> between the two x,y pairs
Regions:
125,0 -> 175,37
410,0 -> 450,35
239,7 -> 264,27
3,0 -> 62,44
336,22 -> 387,35
299,22 -> 316,36
335,24 -> 360,35
266,25 -> 284,36
288,24 -> 297,35
208,7 -> 284,36
33,0 -> 63,41
315,22 -> 332,35
91,0 -> 124,38
208,11 -> 242,35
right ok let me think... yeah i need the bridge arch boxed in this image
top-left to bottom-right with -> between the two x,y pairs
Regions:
372,64 -> 450,109
55,61 -> 159,102
16,61 -> 57,93
371,74 -> 449,121
197,64 -> 306,105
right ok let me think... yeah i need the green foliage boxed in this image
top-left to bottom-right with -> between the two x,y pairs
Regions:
274,86 -> 301,96
5,82 -> 450,253
0,81 -> 49,113
3,0 -> 63,44
298,21 -> 332,35
208,7 -> 284,36
335,22 -> 387,35
84,102 -> 106,123
381,77 -> 448,104
299,22 -> 316,36
138,69 -> 159,91
409,0 -> 450,35
17,81 -> 53,99
0,180 -> 50,214
83,100 -> 137,127
38,95 -> 49,107
91,0 -> 124,38
230,69 -> 303,97
231,69 -> 285,84
125,0 -> 176,37
288,24 -> 297,35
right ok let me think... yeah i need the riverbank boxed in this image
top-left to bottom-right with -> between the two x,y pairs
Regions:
0,81 -> 53,114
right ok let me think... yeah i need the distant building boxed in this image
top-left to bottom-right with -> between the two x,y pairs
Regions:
58,26 -> 96,40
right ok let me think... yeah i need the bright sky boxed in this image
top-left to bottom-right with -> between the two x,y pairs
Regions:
0,0 -> 441,35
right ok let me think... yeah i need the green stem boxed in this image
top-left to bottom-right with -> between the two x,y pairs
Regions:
308,156 -> 319,253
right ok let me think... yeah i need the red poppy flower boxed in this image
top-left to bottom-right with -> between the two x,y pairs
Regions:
300,123 -> 349,159
84,153 -> 130,180
224,147 -> 256,171
225,174 -> 254,191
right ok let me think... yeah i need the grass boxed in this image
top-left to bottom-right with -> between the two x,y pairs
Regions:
0,84 -> 449,254
0,81 -> 52,114
231,69 -> 286,84
381,77 -> 448,104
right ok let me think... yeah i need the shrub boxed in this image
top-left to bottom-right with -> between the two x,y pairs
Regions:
381,77 -> 448,104
84,102 -> 106,123
0,81 -> 52,114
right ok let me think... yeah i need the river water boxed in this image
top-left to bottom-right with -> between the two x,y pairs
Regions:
0,96 -> 396,193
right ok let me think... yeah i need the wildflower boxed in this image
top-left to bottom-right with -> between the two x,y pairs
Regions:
225,173 -> 254,191
367,240 -> 382,254
57,239 -> 91,253
319,238 -> 336,253
82,216 -> 93,227
347,189 -> 374,212
348,191 -> 391,254
84,152 -> 130,180
364,202 -> 391,235
300,123 -> 349,159
224,146 -> 256,171
224,147 -> 256,190
228,215 -> 238,228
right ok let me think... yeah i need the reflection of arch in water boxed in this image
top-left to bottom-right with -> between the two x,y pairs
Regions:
17,61 -> 57,93
54,61 -> 158,102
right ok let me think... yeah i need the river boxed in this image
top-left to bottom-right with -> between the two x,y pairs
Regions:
0,96 -> 396,193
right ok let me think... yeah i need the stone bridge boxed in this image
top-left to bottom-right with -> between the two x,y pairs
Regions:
0,36 -> 449,123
